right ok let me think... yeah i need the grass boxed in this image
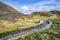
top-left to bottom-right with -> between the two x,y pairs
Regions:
0,20 -> 18,34
0,17 -> 41,34
12,18 -> 60,40
0,14 -> 60,40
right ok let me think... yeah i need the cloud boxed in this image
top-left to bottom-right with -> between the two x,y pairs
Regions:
21,6 -> 29,10
19,0 -> 60,14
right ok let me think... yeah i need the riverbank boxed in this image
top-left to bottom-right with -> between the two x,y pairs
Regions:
0,20 -> 52,40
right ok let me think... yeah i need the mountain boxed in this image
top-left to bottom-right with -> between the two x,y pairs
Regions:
0,2 -> 60,20
0,2 -> 24,20
51,10 -> 60,15
29,10 -> 60,18
30,11 -> 53,17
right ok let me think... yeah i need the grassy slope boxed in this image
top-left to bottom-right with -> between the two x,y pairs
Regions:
0,2 -> 35,34
13,18 -> 60,40
0,11 -> 59,35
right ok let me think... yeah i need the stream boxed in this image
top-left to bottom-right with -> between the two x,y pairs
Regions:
0,20 -> 52,40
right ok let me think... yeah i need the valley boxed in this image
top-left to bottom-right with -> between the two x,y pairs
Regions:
0,2 -> 60,40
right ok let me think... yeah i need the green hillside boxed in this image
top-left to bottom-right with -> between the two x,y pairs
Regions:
0,2 -> 60,40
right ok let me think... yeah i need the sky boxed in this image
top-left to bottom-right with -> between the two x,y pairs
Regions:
0,0 -> 60,14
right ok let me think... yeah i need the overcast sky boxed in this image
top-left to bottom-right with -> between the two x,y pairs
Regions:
0,0 -> 60,14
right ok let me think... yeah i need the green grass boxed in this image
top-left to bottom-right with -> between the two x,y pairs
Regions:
0,20 -> 19,34
0,18 -> 38,34
13,18 -> 60,40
